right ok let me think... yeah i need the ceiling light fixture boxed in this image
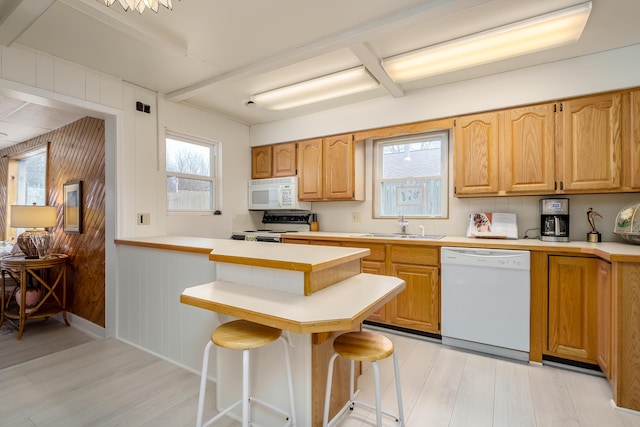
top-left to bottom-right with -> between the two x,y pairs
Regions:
250,67 -> 379,111
101,0 -> 175,14
382,1 -> 592,82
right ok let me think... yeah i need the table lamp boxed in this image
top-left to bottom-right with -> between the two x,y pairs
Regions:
10,204 -> 57,259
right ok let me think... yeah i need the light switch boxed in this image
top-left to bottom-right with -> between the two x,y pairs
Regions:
137,213 -> 150,225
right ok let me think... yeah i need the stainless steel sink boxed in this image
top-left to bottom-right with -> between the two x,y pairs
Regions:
352,233 -> 444,240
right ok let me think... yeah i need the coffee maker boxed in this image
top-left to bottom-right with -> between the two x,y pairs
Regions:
540,198 -> 569,242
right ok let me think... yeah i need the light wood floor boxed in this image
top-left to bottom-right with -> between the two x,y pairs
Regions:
1,326 -> 639,427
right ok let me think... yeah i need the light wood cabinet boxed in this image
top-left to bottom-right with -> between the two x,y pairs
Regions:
597,259 -> 612,379
547,255 -> 598,364
251,142 -> 297,179
298,138 -> 324,200
251,145 -> 272,179
272,142 -> 297,177
558,93 -> 623,192
387,245 -> 440,334
501,103 -> 556,194
298,134 -> 364,201
624,89 -> 640,190
456,92 -> 629,197
453,111 -> 500,195
389,263 -> 439,333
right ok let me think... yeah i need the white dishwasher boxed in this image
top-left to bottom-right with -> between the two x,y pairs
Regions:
440,247 -> 530,362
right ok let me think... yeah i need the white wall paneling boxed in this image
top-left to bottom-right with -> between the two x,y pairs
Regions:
116,245 -> 218,372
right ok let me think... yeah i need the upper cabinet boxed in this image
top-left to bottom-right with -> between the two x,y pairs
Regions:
559,93 -> 623,192
453,111 -> 500,195
251,142 -> 297,179
501,103 -> 556,194
455,91 -> 633,197
298,134 -> 364,201
624,89 -> 640,190
251,145 -> 272,179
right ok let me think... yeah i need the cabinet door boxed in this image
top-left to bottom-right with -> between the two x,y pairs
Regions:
389,264 -> 440,334
559,93 -> 622,191
323,134 -> 355,200
454,112 -> 500,195
251,146 -> 272,179
298,138 -> 323,200
547,255 -> 598,363
597,259 -> 612,378
501,104 -> 556,194
272,142 -> 297,177
625,90 -> 640,190
361,260 -> 387,323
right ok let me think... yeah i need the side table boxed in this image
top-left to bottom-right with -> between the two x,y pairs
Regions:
0,254 -> 69,339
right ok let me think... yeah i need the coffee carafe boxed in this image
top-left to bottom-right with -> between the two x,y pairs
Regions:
540,198 -> 569,242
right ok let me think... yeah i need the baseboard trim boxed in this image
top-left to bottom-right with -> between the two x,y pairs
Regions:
51,312 -> 106,339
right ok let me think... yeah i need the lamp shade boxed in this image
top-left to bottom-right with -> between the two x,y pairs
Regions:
10,205 -> 57,229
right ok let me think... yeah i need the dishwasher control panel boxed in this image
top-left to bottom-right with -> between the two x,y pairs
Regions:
440,247 -> 530,270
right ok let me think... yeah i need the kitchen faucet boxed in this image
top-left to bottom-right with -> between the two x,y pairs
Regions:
398,214 -> 409,234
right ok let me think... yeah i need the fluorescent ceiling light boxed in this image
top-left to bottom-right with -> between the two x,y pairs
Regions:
382,1 -> 592,82
251,67 -> 379,110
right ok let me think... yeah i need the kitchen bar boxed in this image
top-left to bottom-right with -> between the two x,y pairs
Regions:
116,236 -> 405,426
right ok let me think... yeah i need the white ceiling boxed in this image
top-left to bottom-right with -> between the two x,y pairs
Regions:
1,0 -> 640,145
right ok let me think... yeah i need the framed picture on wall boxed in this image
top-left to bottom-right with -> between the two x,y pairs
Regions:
63,180 -> 83,234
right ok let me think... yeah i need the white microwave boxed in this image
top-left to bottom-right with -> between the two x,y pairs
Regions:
248,176 -> 311,211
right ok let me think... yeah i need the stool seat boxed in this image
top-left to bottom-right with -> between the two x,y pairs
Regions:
212,319 -> 281,350
333,331 -> 394,362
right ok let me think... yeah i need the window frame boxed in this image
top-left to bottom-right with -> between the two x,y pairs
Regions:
164,131 -> 220,214
6,146 -> 49,240
373,130 -> 449,219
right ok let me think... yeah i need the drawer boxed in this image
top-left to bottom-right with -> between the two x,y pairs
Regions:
343,242 -> 386,262
390,245 -> 438,265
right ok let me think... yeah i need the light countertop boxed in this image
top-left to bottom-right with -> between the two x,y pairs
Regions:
180,273 -> 405,333
115,233 -> 640,262
115,235 -> 370,272
283,231 -> 640,262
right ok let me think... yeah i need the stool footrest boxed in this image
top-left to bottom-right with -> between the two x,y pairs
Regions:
348,400 -> 400,421
202,397 -> 293,427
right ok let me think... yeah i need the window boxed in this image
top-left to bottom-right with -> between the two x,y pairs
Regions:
6,147 -> 48,239
374,130 -> 449,218
165,132 -> 218,212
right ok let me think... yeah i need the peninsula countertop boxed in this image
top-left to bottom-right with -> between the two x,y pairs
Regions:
115,236 -> 370,272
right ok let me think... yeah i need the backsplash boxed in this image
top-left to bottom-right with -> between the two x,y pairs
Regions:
307,192 -> 640,243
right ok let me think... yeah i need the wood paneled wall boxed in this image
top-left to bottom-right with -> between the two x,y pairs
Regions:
0,117 -> 106,327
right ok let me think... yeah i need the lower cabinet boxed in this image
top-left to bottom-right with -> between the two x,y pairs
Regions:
597,259 -> 612,379
283,237 -> 441,334
547,255 -> 598,364
388,263 -> 440,333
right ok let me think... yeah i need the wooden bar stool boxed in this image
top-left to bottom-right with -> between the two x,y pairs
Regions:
323,331 -> 404,427
196,319 -> 297,427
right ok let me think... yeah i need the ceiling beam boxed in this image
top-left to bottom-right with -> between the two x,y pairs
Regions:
167,0 -> 490,102
350,42 -> 404,98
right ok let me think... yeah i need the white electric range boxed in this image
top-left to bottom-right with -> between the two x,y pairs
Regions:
231,212 -> 313,243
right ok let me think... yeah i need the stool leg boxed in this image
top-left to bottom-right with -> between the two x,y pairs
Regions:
349,359 -> 355,403
196,341 -> 214,427
242,348 -> 250,427
280,337 -> 297,426
393,351 -> 405,426
323,352 -> 340,427
372,361 -> 382,427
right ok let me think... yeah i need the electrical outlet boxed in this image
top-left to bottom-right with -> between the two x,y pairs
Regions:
352,212 -> 361,222
137,213 -> 150,225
